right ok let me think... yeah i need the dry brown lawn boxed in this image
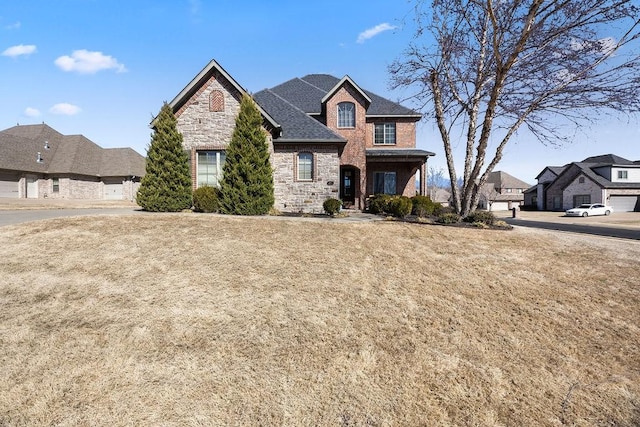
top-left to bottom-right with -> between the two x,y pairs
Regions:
0,214 -> 638,426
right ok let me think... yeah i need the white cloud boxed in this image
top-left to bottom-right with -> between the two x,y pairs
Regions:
2,44 -> 37,58
49,103 -> 81,115
24,107 -> 41,117
357,23 -> 397,44
5,21 -> 21,30
570,37 -> 617,56
54,49 -> 127,74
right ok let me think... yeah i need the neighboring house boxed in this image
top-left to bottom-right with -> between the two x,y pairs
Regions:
167,59 -> 435,213
477,170 -> 531,211
0,124 -> 145,200
525,154 -> 640,212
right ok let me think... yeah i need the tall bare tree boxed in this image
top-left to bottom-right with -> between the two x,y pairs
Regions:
390,0 -> 640,216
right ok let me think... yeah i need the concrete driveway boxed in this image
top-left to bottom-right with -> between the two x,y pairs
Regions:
501,210 -> 640,240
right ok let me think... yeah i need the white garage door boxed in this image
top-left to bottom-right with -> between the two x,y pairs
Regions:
609,195 -> 639,212
0,172 -> 19,198
103,179 -> 123,200
0,172 -> 20,198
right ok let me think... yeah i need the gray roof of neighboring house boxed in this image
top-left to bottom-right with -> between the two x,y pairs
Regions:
0,124 -> 145,177
266,74 -> 422,118
486,170 -> 531,189
582,154 -> 636,165
253,89 -> 346,143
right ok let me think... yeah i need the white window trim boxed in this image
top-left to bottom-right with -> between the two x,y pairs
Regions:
296,152 -> 314,181
374,123 -> 396,145
337,102 -> 355,128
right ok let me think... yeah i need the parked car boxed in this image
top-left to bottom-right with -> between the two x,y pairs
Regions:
565,203 -> 613,217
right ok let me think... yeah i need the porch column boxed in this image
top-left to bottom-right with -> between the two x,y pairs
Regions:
420,161 -> 427,196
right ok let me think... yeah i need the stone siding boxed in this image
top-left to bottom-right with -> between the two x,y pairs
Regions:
272,144 -> 340,213
175,71 -> 242,151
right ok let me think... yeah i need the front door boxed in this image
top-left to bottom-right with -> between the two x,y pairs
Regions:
340,167 -> 355,206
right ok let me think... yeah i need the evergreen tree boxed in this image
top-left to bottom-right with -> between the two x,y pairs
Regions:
219,95 -> 274,215
136,103 -> 192,212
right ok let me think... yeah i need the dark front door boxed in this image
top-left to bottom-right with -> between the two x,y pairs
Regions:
340,167 -> 355,205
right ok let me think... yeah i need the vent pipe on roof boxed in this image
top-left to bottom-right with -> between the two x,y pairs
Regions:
36,152 -> 43,163
44,141 -> 50,150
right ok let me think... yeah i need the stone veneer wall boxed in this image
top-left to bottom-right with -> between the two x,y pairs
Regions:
174,71 -> 242,151
272,144 -> 340,213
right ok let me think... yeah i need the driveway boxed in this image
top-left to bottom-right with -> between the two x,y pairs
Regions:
501,211 -> 640,240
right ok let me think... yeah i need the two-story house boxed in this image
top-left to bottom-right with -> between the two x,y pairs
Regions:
167,59 -> 435,213
524,154 -> 640,211
477,171 -> 531,211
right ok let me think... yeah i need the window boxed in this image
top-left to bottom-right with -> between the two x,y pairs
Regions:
337,102 -> 355,128
374,172 -> 396,195
297,152 -> 313,181
506,188 -> 513,193
197,151 -> 225,188
618,170 -> 628,180
374,123 -> 396,145
578,176 -> 585,184
52,177 -> 59,193
573,194 -> 591,207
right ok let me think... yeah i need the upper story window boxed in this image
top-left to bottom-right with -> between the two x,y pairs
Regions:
374,123 -> 396,145
297,152 -> 313,181
618,170 -> 628,180
578,176 -> 585,184
337,102 -> 355,128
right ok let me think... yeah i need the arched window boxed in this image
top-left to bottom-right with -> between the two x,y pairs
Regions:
209,90 -> 224,112
337,102 -> 355,128
297,152 -> 313,181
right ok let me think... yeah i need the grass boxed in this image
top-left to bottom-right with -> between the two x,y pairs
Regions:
0,214 -> 638,426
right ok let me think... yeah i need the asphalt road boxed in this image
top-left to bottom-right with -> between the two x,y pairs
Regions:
0,208 -> 142,228
505,217 -> 640,240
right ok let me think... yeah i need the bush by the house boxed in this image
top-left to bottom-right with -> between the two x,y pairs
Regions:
136,103 -> 192,212
437,212 -> 461,224
323,198 -> 342,216
193,186 -> 219,213
389,196 -> 413,218
411,195 -> 442,217
218,95 -> 274,215
463,210 -> 496,226
368,194 -> 393,214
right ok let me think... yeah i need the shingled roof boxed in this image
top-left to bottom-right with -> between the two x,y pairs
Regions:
265,74 -> 422,118
0,124 -> 145,178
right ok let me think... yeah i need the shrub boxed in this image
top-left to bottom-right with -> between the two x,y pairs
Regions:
437,212 -> 461,224
136,103 -> 192,212
411,195 -> 437,217
389,196 -> 413,218
368,194 -> 393,215
323,198 -> 342,216
464,210 -> 496,226
192,186 -> 219,213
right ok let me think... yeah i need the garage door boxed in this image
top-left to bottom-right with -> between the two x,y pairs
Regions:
0,172 -> 19,198
609,195 -> 640,212
103,179 -> 123,200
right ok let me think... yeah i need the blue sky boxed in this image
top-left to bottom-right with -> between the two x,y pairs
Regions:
1,0 -> 638,184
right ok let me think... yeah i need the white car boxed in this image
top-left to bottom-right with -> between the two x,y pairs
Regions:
565,203 -> 613,217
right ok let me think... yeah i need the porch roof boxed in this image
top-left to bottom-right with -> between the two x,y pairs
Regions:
366,149 -> 435,163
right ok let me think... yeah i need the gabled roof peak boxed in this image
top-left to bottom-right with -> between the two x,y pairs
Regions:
320,75 -> 372,106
